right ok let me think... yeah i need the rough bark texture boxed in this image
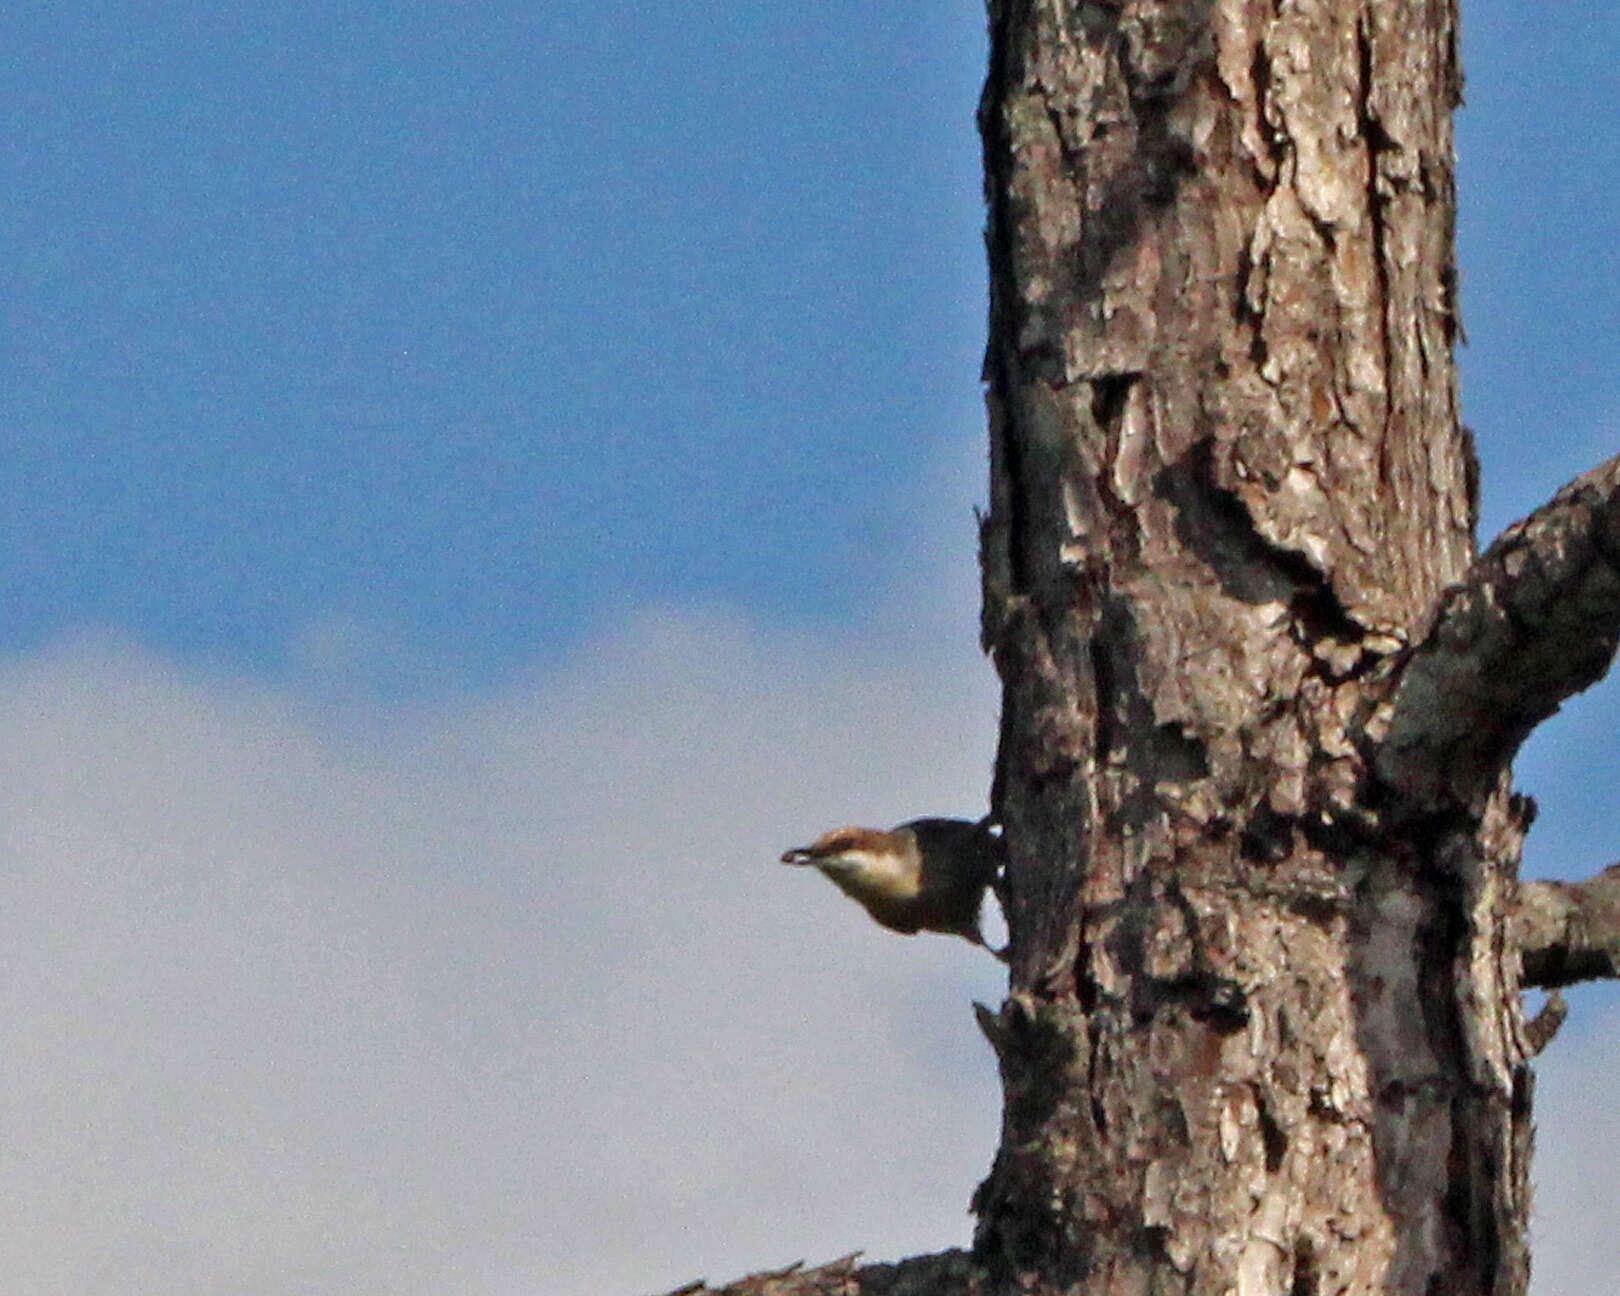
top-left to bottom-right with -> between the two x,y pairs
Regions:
970,0 -> 1532,1294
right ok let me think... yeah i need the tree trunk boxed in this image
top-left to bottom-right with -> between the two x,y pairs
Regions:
971,1 -> 1529,1293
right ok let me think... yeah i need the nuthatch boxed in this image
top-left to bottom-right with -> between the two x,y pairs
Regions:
780,817 -> 1006,959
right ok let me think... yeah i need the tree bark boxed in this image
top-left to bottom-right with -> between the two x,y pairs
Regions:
966,0 -> 1546,1292
671,2 -> 1620,1293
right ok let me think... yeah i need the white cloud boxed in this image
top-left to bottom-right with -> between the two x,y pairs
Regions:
0,607 -> 1005,1295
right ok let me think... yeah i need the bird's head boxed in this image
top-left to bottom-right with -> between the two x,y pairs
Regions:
779,826 -> 900,877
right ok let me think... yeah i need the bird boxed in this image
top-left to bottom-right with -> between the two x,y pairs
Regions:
779,817 -> 1006,958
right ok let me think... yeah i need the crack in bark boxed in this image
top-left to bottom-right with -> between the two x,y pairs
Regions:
1355,11 -> 1399,502
1160,441 -> 1368,658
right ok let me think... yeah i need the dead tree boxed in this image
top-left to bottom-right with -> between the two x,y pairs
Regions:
676,1 -> 1620,1293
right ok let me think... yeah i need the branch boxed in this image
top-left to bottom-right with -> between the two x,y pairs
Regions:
1515,863 -> 1620,989
1373,452 -> 1620,810
658,1250 -> 984,1296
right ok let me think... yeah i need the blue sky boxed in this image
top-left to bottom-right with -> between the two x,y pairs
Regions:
1,4 -> 1617,1294
4,0 -> 989,688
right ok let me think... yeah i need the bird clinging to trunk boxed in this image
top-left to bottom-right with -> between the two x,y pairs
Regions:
779,817 -> 1006,960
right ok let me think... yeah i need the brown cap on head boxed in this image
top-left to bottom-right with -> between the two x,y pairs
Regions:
780,826 -> 891,865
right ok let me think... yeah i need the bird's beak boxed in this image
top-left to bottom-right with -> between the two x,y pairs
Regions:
780,846 -> 815,865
